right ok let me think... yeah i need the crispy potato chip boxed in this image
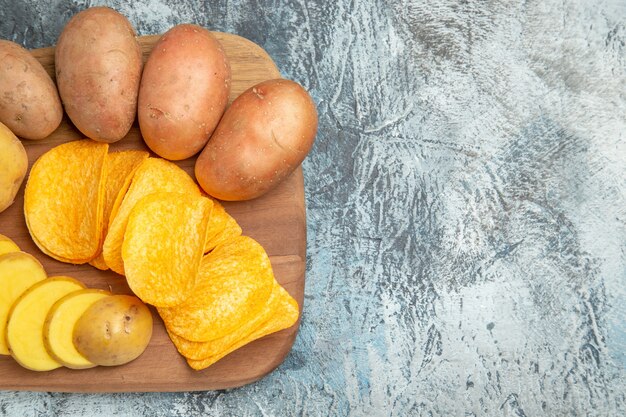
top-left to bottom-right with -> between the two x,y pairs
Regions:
103,158 -> 201,275
158,236 -> 274,341
123,192 -> 212,307
166,281 -> 281,359
24,140 -> 108,263
90,150 -> 149,270
185,284 -> 299,370
203,198 -> 242,253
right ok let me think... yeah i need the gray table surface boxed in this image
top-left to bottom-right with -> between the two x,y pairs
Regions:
1,0 -> 625,416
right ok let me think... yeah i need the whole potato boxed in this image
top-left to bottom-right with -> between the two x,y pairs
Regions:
138,24 -> 231,160
73,295 -> 153,366
0,122 -> 28,213
195,79 -> 318,201
0,40 -> 62,140
55,7 -> 142,143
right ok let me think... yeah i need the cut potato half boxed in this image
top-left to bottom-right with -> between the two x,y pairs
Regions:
6,276 -> 85,371
0,252 -> 47,355
43,289 -> 111,369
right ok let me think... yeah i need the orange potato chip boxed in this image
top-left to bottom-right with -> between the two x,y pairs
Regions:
158,236 -> 274,341
165,280 -> 281,359
203,198 -> 242,253
102,158 -> 200,275
90,150 -> 149,270
122,192 -> 212,307
185,284 -> 299,370
24,140 -> 108,263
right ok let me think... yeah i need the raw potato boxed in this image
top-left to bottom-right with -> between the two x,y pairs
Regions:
6,276 -> 84,371
0,233 -> 20,256
0,40 -> 63,140
73,295 -> 153,366
138,24 -> 231,160
195,79 -> 318,200
55,7 -> 142,143
0,252 -> 47,355
43,289 -> 110,369
0,122 -> 28,213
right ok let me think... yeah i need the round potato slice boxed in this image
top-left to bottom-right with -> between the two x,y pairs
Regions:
0,252 -> 47,355
6,276 -> 85,371
0,233 -> 20,257
122,192 -> 212,307
158,236 -> 274,341
43,289 -> 111,369
24,140 -> 108,263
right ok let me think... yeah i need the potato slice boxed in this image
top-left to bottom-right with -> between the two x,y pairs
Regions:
73,295 -> 153,366
90,150 -> 149,270
0,233 -> 20,257
102,158 -> 201,275
122,192 -> 212,307
186,284 -> 299,370
0,252 -> 47,355
158,236 -> 274,341
6,276 -> 84,371
24,140 -> 108,263
43,289 -> 110,369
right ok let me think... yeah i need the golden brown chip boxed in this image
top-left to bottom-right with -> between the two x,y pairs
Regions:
166,281 -> 281,359
203,198 -> 242,253
24,140 -> 108,263
102,158 -> 200,275
158,236 -> 274,341
185,284 -> 299,370
122,192 -> 212,307
89,150 -> 149,270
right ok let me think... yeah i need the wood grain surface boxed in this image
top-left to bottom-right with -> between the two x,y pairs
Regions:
0,32 -> 305,392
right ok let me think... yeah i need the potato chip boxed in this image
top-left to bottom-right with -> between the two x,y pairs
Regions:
166,281 -> 281,359
158,236 -> 274,341
122,192 -> 212,307
103,158 -> 200,275
90,150 -> 149,270
185,284 -> 299,370
24,140 -> 108,263
203,198 -> 242,253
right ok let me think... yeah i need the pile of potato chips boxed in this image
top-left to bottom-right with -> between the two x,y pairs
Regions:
24,140 -> 299,370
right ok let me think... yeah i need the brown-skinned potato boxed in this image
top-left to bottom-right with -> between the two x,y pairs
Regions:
195,79 -> 318,201
0,40 -> 62,140
55,7 -> 142,143
138,24 -> 231,161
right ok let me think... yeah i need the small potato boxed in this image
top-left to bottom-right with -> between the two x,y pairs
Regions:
55,7 -> 142,143
138,24 -> 231,160
73,295 -> 153,366
195,79 -> 318,201
0,40 -> 63,140
0,122 -> 28,213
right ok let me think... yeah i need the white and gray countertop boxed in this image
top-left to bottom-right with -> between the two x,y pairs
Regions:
1,1 -> 625,416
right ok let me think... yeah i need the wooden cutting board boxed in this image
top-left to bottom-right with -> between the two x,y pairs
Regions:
0,33 -> 305,392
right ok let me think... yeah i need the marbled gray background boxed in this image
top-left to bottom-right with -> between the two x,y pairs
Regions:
1,0 -> 625,416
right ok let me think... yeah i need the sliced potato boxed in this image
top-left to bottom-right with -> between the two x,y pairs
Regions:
0,233 -> 20,257
43,289 -> 110,369
0,252 -> 47,355
73,295 -> 153,366
6,276 -> 84,371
